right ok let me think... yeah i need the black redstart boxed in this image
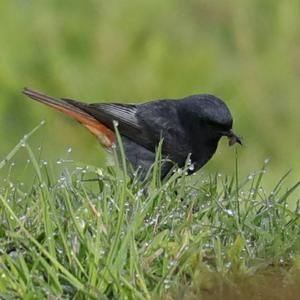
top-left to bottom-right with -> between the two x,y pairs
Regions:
23,88 -> 242,178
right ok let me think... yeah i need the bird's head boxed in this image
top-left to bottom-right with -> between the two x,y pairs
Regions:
181,94 -> 242,146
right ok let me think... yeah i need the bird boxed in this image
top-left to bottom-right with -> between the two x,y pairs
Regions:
23,88 -> 242,179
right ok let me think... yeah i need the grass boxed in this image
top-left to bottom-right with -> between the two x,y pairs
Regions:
0,126 -> 300,299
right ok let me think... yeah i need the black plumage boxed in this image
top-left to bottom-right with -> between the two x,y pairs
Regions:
23,88 -> 242,178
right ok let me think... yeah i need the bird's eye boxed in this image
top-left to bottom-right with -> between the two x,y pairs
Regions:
206,120 -> 221,127
206,120 -> 232,131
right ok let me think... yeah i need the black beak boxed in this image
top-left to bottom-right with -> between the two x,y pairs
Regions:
222,129 -> 243,146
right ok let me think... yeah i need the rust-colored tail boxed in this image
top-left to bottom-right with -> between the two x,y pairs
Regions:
23,88 -> 115,148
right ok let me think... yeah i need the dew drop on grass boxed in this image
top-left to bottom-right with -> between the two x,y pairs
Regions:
247,174 -> 254,180
19,215 -> 27,222
39,182 -> 46,189
137,189 -> 144,198
56,159 -> 63,165
186,157 -> 192,165
79,219 -> 86,229
96,168 -> 103,177
204,242 -> 213,249
20,135 -> 28,147
59,175 -> 66,183
168,260 -> 177,269
224,209 -> 235,216
164,278 -> 172,289
67,147 -> 72,153
188,163 -> 195,171
40,120 -> 46,125
57,248 -> 63,255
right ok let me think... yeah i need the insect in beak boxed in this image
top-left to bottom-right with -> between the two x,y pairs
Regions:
221,129 -> 243,146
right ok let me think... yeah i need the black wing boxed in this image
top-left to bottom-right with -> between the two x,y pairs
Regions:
64,97 -> 191,164
62,98 -> 142,138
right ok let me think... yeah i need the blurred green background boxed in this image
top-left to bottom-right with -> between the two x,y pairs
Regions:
0,0 -> 299,188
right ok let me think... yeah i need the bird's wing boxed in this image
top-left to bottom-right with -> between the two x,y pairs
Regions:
62,99 -> 143,141
76,99 -> 191,160
62,99 -> 140,131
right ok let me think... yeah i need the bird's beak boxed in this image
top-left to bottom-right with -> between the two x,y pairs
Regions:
221,129 -> 243,146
